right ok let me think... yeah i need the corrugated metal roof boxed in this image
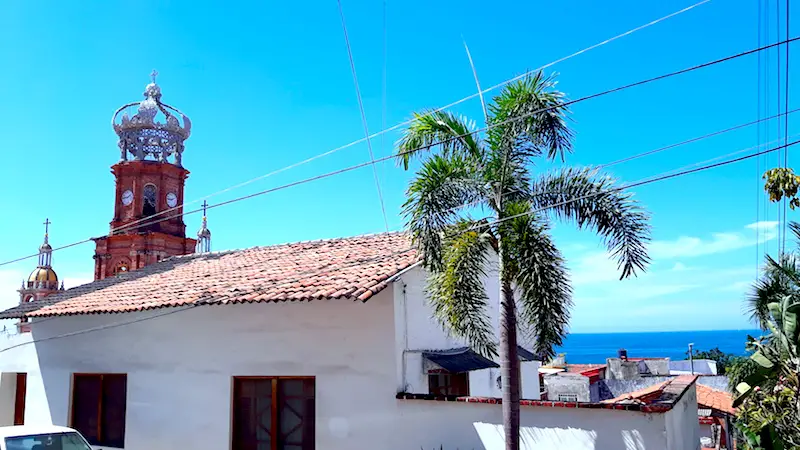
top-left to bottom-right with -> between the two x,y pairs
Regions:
423,348 -> 499,372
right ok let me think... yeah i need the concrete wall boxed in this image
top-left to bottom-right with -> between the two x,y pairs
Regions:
665,385 -> 701,450
0,298 -> 400,450
670,360 -> 717,376
396,399 -> 670,450
607,358 -> 641,380
543,374 -> 590,402
640,359 -> 670,376
0,372 -> 17,425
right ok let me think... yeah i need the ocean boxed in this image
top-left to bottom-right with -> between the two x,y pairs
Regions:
553,329 -> 761,364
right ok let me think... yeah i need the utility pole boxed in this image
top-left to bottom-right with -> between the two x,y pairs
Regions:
688,342 -> 695,375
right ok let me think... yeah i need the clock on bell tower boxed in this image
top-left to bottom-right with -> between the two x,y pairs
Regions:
92,72 -> 197,281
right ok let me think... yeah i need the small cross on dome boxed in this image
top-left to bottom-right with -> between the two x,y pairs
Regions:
150,69 -> 159,84
43,218 -> 51,236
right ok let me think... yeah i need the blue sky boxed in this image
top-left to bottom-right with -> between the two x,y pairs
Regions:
0,0 -> 795,332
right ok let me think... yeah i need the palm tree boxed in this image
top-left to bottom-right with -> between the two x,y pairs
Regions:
396,72 -> 651,450
746,222 -> 800,330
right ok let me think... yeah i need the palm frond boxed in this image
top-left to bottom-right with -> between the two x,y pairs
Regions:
530,167 -> 651,279
403,154 -> 486,272
426,222 -> 497,357
789,221 -> 800,243
486,71 -> 573,163
748,274 -> 787,330
499,202 -> 572,360
748,254 -> 800,330
396,110 -> 483,170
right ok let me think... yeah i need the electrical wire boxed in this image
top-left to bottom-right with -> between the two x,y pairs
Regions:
337,0 -> 390,231
462,139 -> 800,235
102,1 -> 707,241
766,0 -> 774,259
758,0 -> 764,276
300,0 -> 712,163
5,138 -> 798,351
784,0 -> 791,253
2,38 -> 798,268
777,0 -> 785,252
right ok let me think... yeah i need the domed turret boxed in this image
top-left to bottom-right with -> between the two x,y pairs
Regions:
24,218 -> 59,290
28,267 -> 58,284
111,70 -> 192,166
18,219 -> 61,332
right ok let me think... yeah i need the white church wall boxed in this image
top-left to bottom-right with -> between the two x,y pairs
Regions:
0,296 -> 401,450
395,399 -> 672,450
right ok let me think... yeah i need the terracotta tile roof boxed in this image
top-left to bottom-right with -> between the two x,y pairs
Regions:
0,232 -> 418,318
695,384 -> 735,415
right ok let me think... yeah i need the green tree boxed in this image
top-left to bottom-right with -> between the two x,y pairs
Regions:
763,167 -> 800,210
686,347 -> 740,375
396,72 -> 651,450
735,263 -> 800,448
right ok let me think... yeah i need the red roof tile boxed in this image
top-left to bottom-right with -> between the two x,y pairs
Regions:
696,384 -> 735,415
0,232 -> 418,318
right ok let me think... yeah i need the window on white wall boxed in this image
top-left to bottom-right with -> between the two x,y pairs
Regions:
428,373 -> 469,396
71,373 -> 127,448
557,393 -> 578,402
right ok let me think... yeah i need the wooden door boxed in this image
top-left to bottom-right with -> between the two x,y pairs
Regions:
13,373 -> 26,425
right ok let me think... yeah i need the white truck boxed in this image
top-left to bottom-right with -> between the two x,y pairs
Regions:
0,426 -> 93,450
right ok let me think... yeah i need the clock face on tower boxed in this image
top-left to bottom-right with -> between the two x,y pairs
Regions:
121,190 -> 134,206
166,192 -> 178,208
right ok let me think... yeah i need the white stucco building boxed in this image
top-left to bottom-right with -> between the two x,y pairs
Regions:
0,232 -> 700,450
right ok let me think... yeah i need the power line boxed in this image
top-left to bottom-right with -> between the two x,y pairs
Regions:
3,38 -> 798,268
784,0 -> 791,253
757,0 -> 764,276
6,138 -> 798,351
302,0 -> 712,162
25,2 -> 704,246
463,139 -> 800,235
777,0 -> 785,252
19,0 -> 686,251
766,0 -> 774,259
599,108 -> 799,168
337,0 -> 390,232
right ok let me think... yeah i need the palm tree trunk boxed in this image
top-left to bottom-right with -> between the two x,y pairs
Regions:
499,275 -> 521,450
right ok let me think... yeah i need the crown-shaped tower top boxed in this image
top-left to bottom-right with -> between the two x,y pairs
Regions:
111,70 -> 192,166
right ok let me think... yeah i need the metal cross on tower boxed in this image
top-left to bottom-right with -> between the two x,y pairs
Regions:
43,218 -> 51,236
150,69 -> 158,84
201,200 -> 209,218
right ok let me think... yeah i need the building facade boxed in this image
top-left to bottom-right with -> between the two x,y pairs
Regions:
0,76 -> 702,450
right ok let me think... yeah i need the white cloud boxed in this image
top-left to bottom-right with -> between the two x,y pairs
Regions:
649,221 -> 777,260
561,223 -> 769,331
670,262 -> 688,272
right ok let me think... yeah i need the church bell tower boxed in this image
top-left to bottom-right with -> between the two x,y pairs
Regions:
93,72 -> 197,280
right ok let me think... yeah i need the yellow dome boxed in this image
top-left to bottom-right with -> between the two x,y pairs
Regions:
28,267 -> 58,283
